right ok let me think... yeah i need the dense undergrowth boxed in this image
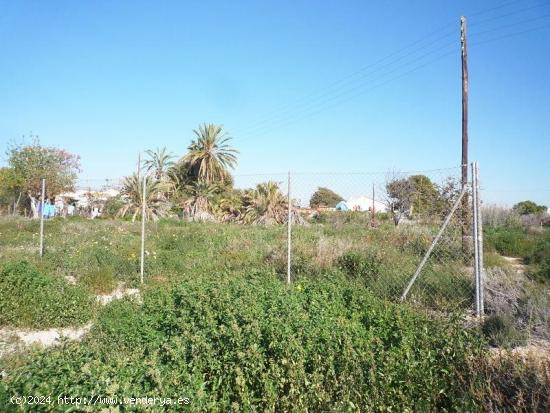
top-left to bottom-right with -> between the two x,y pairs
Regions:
0,216 -> 549,411
0,261 -> 94,328
1,271 -> 485,412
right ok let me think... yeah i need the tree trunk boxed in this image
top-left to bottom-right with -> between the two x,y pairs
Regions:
13,192 -> 22,215
29,194 -> 39,219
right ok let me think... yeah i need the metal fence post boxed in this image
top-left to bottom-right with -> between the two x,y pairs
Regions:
287,171 -> 292,285
39,178 -> 46,257
140,175 -> 146,284
472,162 -> 481,316
474,162 -> 484,314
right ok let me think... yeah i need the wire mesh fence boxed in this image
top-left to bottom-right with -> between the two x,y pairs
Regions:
288,166 -> 476,313
0,164 -> 484,316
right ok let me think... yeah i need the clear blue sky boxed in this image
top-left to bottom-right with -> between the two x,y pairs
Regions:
1,0 -> 549,206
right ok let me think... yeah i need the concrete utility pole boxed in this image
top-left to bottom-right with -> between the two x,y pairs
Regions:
461,16 -> 470,252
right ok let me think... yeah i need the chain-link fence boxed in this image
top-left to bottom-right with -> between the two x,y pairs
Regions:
287,166 -> 478,314
0,164 -> 485,316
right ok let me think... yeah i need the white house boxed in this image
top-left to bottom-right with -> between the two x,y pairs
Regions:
345,196 -> 388,213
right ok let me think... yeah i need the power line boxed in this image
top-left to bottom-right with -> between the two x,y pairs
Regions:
233,1 -> 546,137
229,3 -> 550,141
470,22 -> 550,46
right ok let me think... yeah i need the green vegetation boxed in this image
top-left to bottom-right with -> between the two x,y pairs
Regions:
0,261 -> 94,328
512,200 -> 548,215
0,217 -> 549,411
1,138 -> 80,217
481,314 -> 526,348
0,133 -> 549,411
1,267 -> 485,412
309,187 -> 344,208
484,225 -> 536,257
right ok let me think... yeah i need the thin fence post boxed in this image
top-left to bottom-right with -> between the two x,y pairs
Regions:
287,171 -> 292,285
472,162 -> 481,316
140,175 -> 146,284
39,178 -> 46,257
475,162 -> 484,314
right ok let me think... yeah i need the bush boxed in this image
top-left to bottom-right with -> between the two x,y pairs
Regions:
524,230 -> 550,283
484,225 -> 536,257
336,251 -> 382,281
0,272 -> 485,412
80,266 -> 116,294
102,195 -> 126,218
0,261 -> 94,328
481,314 -> 526,348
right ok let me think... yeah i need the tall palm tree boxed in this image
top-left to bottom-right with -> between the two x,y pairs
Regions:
117,174 -> 170,221
182,124 -> 238,184
143,147 -> 175,180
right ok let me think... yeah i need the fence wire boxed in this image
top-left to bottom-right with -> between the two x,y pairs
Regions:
288,166 -> 475,313
1,166 -> 481,315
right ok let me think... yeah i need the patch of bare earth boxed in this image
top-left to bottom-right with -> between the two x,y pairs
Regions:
0,284 -> 141,358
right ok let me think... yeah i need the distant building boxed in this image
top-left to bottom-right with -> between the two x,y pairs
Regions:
335,197 -> 388,213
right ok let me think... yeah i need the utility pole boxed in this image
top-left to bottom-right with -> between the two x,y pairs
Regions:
137,152 -> 141,180
461,16 -> 470,253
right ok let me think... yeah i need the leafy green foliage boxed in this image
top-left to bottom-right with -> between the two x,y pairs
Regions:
336,251 -> 382,280
6,139 -> 80,200
481,314 -> 526,348
512,200 -> 548,215
0,261 -> 94,328
309,187 -> 344,208
524,231 -> 550,283
1,272 -> 484,412
484,225 -> 536,257
182,123 -> 238,184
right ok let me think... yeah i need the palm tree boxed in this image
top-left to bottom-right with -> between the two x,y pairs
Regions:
117,174 -> 170,221
183,180 -> 218,221
243,181 -> 288,225
182,124 -> 238,183
143,147 -> 175,180
212,190 -> 245,223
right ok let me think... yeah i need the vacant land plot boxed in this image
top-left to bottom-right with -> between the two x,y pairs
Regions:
0,216 -> 549,412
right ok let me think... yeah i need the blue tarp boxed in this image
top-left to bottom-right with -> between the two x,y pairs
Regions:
335,201 -> 350,211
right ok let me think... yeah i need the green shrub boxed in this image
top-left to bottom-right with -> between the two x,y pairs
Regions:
481,314 -> 526,348
1,272 -> 484,412
0,261 -> 94,328
102,195 -> 126,218
524,231 -> 550,283
336,251 -> 382,280
484,252 -> 509,268
484,225 -> 536,257
80,266 -> 116,294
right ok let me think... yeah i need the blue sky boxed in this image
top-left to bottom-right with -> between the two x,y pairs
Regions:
1,0 -> 549,206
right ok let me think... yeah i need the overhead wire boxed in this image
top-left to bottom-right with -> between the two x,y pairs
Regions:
231,1 -> 550,141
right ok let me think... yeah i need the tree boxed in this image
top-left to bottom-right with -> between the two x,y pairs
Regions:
117,174 -> 170,221
143,147 -> 175,180
6,141 -> 81,217
182,124 -> 238,184
243,181 -> 288,225
386,177 -> 413,226
408,175 -> 439,216
309,187 -> 344,208
513,200 -> 547,216
182,180 -> 218,221
0,167 -> 22,213
385,174 -> 440,225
